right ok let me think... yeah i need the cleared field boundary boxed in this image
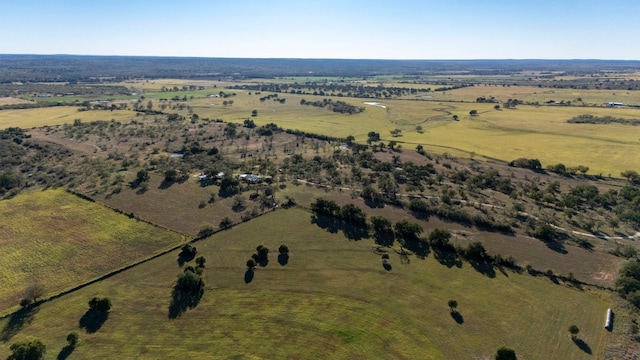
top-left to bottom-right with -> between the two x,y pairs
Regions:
0,190 -> 277,319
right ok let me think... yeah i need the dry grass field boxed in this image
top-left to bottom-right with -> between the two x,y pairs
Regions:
0,208 -> 613,359
0,97 -> 31,105
0,107 -> 135,129
0,189 -> 184,314
179,90 -> 640,175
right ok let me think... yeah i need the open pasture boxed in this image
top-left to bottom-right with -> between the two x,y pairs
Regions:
184,89 -> 640,175
0,207 -> 611,359
0,107 -> 135,129
0,189 -> 184,314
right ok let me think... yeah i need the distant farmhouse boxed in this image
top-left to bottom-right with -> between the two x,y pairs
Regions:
605,102 -> 623,107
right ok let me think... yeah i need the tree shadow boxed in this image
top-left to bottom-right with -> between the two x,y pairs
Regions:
544,240 -> 568,254
374,231 -> 395,247
468,259 -> 496,278
401,239 -> 430,259
158,179 -> 175,189
79,309 -> 109,333
311,215 -> 340,234
341,223 -> 369,241
450,311 -> 464,324
0,306 -> 38,341
572,338 -> 592,354
382,261 -> 392,271
258,256 -> 269,267
363,198 -> 385,209
57,346 -> 74,360
277,253 -> 289,266
168,286 -> 203,319
410,210 -> 430,221
433,247 -> 462,268
244,269 -> 255,284
177,252 -> 196,267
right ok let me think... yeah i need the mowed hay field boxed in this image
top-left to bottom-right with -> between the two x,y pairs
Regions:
0,208 -> 611,359
0,107 -> 135,129
187,90 -> 640,175
0,189 -> 184,313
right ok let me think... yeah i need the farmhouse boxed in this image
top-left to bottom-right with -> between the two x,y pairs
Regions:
605,102 -> 623,107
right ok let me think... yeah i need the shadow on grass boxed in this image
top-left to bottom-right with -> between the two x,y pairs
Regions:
311,215 -> 340,234
79,310 -> 109,333
0,306 -> 38,341
433,247 -> 462,268
468,259 -> 496,278
572,338 -> 592,354
451,311 -> 464,324
311,215 -> 370,241
401,239 -> 430,259
244,269 -> 255,284
374,231 -> 395,247
363,198 -> 385,209
277,253 -> 289,266
544,240 -> 568,254
57,346 -> 75,360
168,286 -> 204,319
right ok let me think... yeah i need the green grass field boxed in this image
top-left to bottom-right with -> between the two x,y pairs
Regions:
0,208 -> 611,359
0,189 -> 184,313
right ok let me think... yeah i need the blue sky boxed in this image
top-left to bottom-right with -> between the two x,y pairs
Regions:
1,0 -> 638,59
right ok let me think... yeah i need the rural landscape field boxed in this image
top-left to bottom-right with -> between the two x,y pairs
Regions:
1,56 -> 640,360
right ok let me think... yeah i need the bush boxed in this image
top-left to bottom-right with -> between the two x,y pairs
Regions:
219,216 -> 233,229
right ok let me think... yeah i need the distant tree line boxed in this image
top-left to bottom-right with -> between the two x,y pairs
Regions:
567,114 -> 640,126
300,98 -> 364,114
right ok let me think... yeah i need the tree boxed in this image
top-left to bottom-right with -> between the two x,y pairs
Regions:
278,244 -> 289,254
367,131 -> 380,144
568,324 -> 579,339
394,220 -> 423,241
195,256 -> 206,268
7,339 -> 46,360
494,104 -> 500,110
452,115 -> 459,121
246,258 -> 256,270
310,198 -> 340,217
495,346 -> 517,360
66,332 -> 79,348
88,297 -> 112,313
469,109 -> 478,116
465,241 -> 488,261
429,229 -> 452,248
370,216 -> 392,234
621,170 -> 640,183
448,299 -> 458,312
339,203 -> 367,226
23,282 -> 45,306
251,109 -> 258,117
